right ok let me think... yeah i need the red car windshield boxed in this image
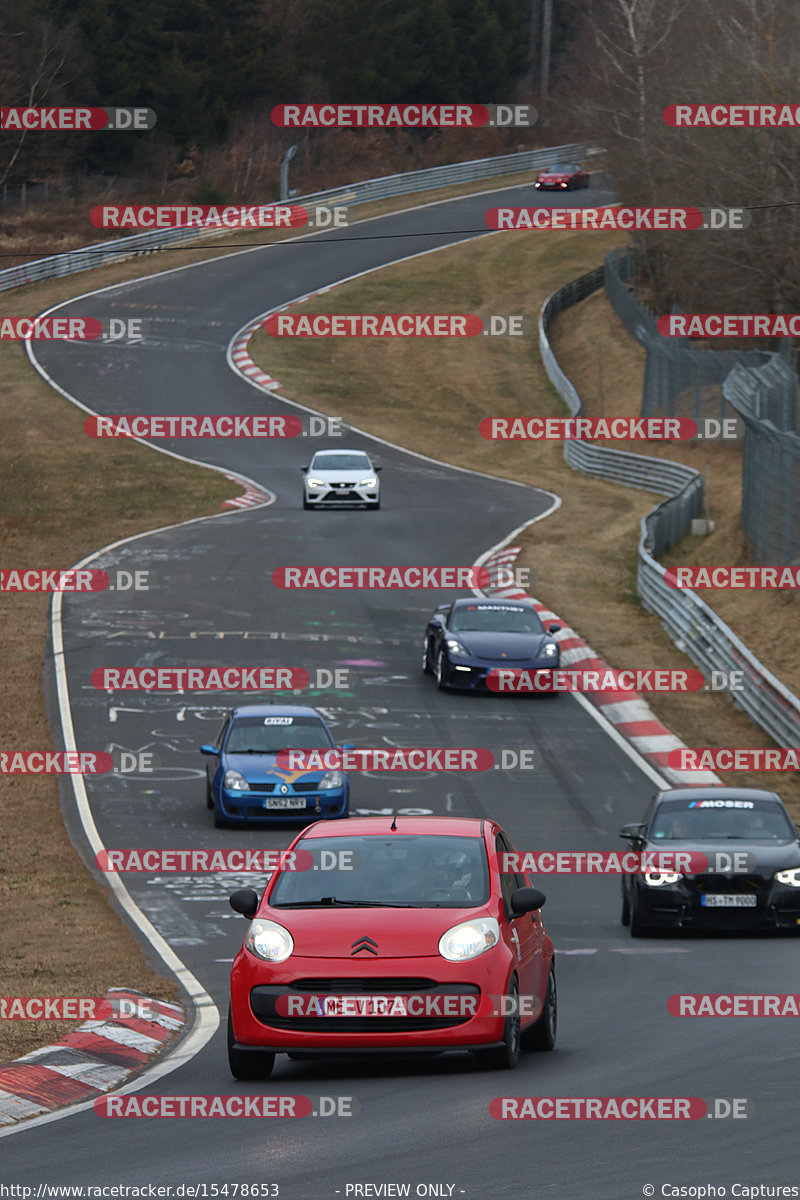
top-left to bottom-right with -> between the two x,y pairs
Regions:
270,834 -> 490,908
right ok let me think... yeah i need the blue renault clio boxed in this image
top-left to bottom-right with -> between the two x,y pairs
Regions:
201,705 -> 351,827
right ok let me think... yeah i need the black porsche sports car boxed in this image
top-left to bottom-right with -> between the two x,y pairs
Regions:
422,597 -> 561,692
619,787 -> 800,935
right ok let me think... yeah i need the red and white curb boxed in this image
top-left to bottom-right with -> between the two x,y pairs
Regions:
0,989 -> 184,1127
221,469 -> 272,509
481,546 -> 720,789
230,317 -> 282,391
228,281 -> 343,397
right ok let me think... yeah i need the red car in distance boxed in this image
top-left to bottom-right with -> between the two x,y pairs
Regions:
227,816 -> 557,1078
534,162 -> 590,190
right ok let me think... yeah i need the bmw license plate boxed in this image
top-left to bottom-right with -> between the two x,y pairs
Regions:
701,894 -> 757,907
265,797 -> 306,810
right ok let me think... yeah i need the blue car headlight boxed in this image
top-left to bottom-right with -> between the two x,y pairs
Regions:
223,769 -> 249,791
540,642 -> 558,658
318,770 -> 345,791
446,638 -> 469,658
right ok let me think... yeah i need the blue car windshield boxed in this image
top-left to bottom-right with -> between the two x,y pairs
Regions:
225,716 -> 334,755
270,834 -> 490,908
449,605 -> 544,634
650,799 -> 795,842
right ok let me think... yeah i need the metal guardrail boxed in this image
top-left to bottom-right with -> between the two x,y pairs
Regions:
0,141 -> 602,295
540,269 -> 800,747
604,246 -> 768,426
724,363 -> 800,565
723,358 -> 798,434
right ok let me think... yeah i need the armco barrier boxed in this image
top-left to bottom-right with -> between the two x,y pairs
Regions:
539,270 -> 800,748
0,142 -> 602,295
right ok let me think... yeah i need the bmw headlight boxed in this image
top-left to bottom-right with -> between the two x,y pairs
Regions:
446,638 -> 469,658
318,770 -> 344,791
223,769 -> 250,791
245,919 -> 294,962
643,871 -> 682,887
439,916 -> 500,962
307,478 -> 325,488
358,477 -> 377,488
774,867 -> 800,887
540,642 -> 558,658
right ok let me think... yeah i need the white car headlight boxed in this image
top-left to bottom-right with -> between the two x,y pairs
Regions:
446,638 -> 469,658
318,770 -> 344,790
245,919 -> 294,962
223,769 -> 249,791
643,871 -> 682,887
358,477 -> 377,488
439,916 -> 500,962
306,478 -> 325,488
540,642 -> 558,658
774,868 -> 800,887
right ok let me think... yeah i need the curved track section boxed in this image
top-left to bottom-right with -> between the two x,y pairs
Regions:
5,182 -> 797,1198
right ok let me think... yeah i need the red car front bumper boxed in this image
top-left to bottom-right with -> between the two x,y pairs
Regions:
230,947 -> 521,1052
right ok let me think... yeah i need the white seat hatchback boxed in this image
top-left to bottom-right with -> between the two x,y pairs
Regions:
301,449 -> 381,510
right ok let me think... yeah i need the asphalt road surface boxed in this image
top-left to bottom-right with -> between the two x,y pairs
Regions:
4,181 -> 798,1199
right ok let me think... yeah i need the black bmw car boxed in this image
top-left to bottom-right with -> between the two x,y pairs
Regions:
620,787 -> 800,936
422,597 -> 561,692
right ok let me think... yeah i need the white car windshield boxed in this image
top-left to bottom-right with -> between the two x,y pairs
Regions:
311,453 -> 372,471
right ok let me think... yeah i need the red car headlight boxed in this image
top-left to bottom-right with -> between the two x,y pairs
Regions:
245,918 -> 294,962
439,916 -> 500,962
